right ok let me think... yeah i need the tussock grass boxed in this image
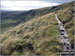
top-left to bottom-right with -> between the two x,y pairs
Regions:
0,1 -> 74,56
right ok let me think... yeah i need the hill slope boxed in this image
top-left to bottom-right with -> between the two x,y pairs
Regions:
0,1 -> 74,56
1,1 -> 74,33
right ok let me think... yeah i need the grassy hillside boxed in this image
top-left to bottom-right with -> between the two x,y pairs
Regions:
0,1 -> 74,56
1,1 -> 74,34
1,8 -> 53,33
1,11 -> 28,33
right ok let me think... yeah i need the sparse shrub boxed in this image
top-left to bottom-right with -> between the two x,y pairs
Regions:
0,37 -> 7,43
71,39 -> 74,50
23,34 -> 31,39
17,29 -> 22,34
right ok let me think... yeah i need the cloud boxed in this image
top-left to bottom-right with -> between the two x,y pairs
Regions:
41,0 -> 74,3
1,0 -> 73,11
1,1 -> 60,11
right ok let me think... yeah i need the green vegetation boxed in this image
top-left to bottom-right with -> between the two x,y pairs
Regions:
0,1 -> 74,56
1,1 -> 74,34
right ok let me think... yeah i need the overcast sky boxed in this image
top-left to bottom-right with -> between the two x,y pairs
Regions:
1,0 -> 74,11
